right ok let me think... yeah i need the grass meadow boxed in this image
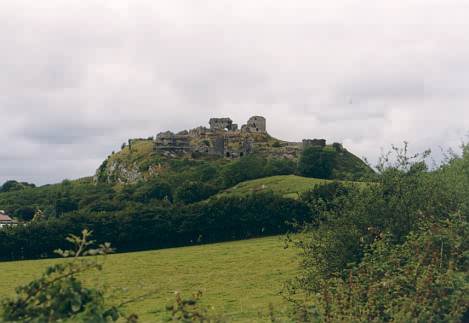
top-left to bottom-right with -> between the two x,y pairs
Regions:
215,175 -> 332,199
0,236 -> 298,322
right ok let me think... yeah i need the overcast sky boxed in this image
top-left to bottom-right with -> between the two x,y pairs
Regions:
1,0 -> 469,185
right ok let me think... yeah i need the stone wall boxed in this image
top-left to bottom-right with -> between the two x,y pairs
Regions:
302,139 -> 326,149
245,116 -> 266,133
155,115 -> 271,158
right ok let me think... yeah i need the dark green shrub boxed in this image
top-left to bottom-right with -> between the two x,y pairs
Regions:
13,206 -> 36,221
221,155 -> 267,187
0,193 -> 311,261
132,180 -> 172,203
287,143 -> 469,321
165,291 -> 225,322
291,215 -> 469,322
298,147 -> 335,179
264,159 -> 297,176
174,181 -> 217,204
300,181 -> 352,223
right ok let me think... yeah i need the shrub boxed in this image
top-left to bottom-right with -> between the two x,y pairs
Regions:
291,215 -> 469,322
221,155 -> 267,187
0,193 -> 312,261
0,230 -> 122,322
165,291 -> 225,322
132,180 -> 172,203
287,143 -> 469,321
13,206 -> 36,221
298,147 -> 335,179
174,181 -> 217,204
300,181 -> 352,223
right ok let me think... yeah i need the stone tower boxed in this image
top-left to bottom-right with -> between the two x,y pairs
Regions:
245,116 -> 266,133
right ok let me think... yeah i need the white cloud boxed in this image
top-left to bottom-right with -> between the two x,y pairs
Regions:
0,0 -> 468,184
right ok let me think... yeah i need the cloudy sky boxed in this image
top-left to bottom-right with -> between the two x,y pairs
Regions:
1,0 -> 469,185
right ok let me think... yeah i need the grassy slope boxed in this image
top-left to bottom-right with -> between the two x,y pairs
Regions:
215,175 -> 335,199
0,236 -> 297,322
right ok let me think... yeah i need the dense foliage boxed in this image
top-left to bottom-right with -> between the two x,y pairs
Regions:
0,180 -> 35,193
298,147 -> 335,179
287,144 -> 469,322
0,193 -> 311,261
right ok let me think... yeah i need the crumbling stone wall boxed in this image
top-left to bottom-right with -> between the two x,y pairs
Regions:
155,115 -> 270,158
209,118 -> 236,131
302,139 -> 326,149
155,131 -> 191,153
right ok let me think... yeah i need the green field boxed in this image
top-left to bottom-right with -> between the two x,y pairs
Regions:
0,236 -> 298,322
215,175 -> 334,199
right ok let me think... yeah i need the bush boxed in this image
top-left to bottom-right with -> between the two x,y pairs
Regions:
174,181 -> 217,204
300,181 -> 352,223
291,215 -> 469,322
287,143 -> 469,321
0,193 -> 312,261
298,147 -> 335,179
0,230 -> 122,322
0,180 -> 35,193
13,206 -> 36,221
221,155 -> 267,187
132,180 -> 172,203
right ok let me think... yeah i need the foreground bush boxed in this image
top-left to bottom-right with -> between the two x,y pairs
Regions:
0,230 -> 124,322
287,144 -> 469,322
292,215 -> 469,322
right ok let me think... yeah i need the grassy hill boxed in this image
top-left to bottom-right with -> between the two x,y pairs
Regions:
0,236 -> 297,322
215,175 -> 334,199
214,174 -> 367,199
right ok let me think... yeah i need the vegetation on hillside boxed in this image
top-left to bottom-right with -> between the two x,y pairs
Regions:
0,143 -> 372,223
0,192 -> 311,261
0,143 -> 468,322
95,138 -> 373,185
285,144 -> 469,322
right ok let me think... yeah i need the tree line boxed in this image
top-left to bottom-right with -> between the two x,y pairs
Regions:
0,192 -> 311,261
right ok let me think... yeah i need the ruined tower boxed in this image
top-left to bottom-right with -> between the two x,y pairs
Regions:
244,116 -> 266,133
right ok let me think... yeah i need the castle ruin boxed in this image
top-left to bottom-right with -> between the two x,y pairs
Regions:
155,115 -> 326,159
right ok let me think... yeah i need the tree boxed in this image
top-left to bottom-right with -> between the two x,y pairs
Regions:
0,180 -> 35,193
132,180 -> 172,203
174,181 -> 216,204
298,147 -> 335,179
13,206 -> 36,221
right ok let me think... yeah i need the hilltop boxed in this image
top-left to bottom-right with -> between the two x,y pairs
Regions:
0,115 -> 373,261
95,115 -> 373,184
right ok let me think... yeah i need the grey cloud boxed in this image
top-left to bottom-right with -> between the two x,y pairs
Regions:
1,0 -> 469,185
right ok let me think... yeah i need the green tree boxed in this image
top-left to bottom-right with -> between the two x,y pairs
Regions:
298,147 -> 335,179
174,181 -> 216,204
132,180 -> 172,203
